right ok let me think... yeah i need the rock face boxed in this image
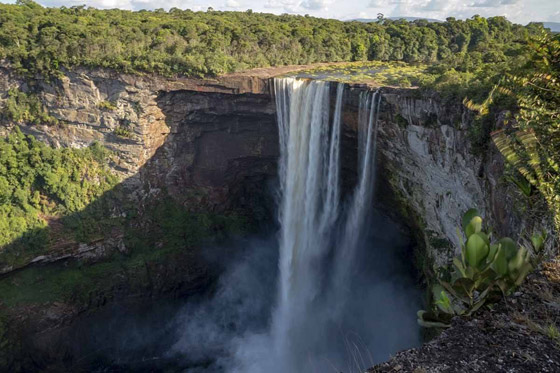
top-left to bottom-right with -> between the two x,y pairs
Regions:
376,91 -> 498,266
0,64 -> 546,278
0,65 -> 549,371
377,89 -> 553,266
339,86 -> 547,269
0,66 -> 281,268
152,89 -> 278,214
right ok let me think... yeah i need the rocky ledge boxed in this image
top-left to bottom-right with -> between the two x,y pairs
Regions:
371,261 -> 560,372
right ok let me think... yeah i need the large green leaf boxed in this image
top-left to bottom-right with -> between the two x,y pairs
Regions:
508,246 -> 529,273
499,237 -> 517,260
514,262 -> 533,286
462,208 -> 480,233
487,243 -> 499,264
492,246 -> 508,276
466,232 -> 489,268
465,216 -> 483,238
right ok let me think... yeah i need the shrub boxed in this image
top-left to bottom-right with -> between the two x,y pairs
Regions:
417,209 -> 543,328
1,88 -> 58,125
98,101 -> 117,111
0,128 -> 117,249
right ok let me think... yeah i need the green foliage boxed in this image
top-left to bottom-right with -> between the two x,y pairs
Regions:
466,32 -> 560,234
125,195 -> 248,252
546,324 -> 560,341
114,124 -> 131,138
418,209 -> 539,328
1,88 -> 58,125
98,100 -> 117,111
0,128 -> 117,249
292,61 -> 431,87
0,191 -> 249,309
0,2 -> 541,79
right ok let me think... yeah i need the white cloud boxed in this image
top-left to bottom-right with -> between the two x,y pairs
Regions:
263,0 -> 331,13
302,0 -> 331,10
264,0 -> 299,11
226,0 -> 240,7
471,0 -> 519,7
369,0 -> 404,8
421,0 -> 448,12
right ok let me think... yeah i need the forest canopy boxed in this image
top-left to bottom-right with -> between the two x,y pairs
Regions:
0,0 -> 549,78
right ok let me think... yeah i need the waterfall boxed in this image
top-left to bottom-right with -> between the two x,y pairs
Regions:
269,77 -> 383,371
272,78 -> 335,369
333,90 -> 382,286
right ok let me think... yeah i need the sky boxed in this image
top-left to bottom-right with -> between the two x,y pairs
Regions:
1,0 -> 558,24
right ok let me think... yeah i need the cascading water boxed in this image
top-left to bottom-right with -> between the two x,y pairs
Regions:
51,77 -> 421,373
170,77 -> 420,373
254,77 -> 402,372
272,78 -> 343,370
333,90 -> 382,288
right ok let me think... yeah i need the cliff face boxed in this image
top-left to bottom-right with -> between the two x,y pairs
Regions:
338,86 -> 546,270
0,64 -> 543,280
152,89 -> 277,214
376,91 -> 510,266
0,65 -> 276,187
376,90 -> 553,267
0,66 -> 548,370
0,67 -> 281,272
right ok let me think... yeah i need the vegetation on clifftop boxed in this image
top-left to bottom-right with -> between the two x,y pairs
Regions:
0,0 -> 546,79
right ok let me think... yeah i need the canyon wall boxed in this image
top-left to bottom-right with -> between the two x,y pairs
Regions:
0,64 -> 544,279
0,65 -> 546,369
339,86 -> 543,269
0,66 -> 282,370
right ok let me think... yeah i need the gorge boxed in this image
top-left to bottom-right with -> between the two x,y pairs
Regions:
0,4 -> 559,370
0,64 -> 551,372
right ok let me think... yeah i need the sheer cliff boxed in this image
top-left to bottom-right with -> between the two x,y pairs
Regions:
0,64 -> 547,370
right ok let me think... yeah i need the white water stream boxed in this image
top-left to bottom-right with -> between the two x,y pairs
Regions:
56,78 -> 421,373
267,78 -> 385,371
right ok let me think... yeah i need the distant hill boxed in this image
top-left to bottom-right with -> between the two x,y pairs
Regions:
541,22 -> 560,33
351,16 -> 442,23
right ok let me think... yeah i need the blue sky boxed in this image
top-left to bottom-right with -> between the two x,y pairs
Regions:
1,0 -> 558,24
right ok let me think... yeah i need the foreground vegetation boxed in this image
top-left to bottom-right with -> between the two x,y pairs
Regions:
487,33 -> 559,233
418,209 -> 543,328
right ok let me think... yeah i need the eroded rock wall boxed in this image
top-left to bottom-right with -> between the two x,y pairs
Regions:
374,90 -> 549,267
0,66 -> 280,266
1,65 -> 543,274
334,85 -> 551,269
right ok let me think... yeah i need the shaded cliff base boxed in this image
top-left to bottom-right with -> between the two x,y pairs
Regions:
371,262 -> 560,373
